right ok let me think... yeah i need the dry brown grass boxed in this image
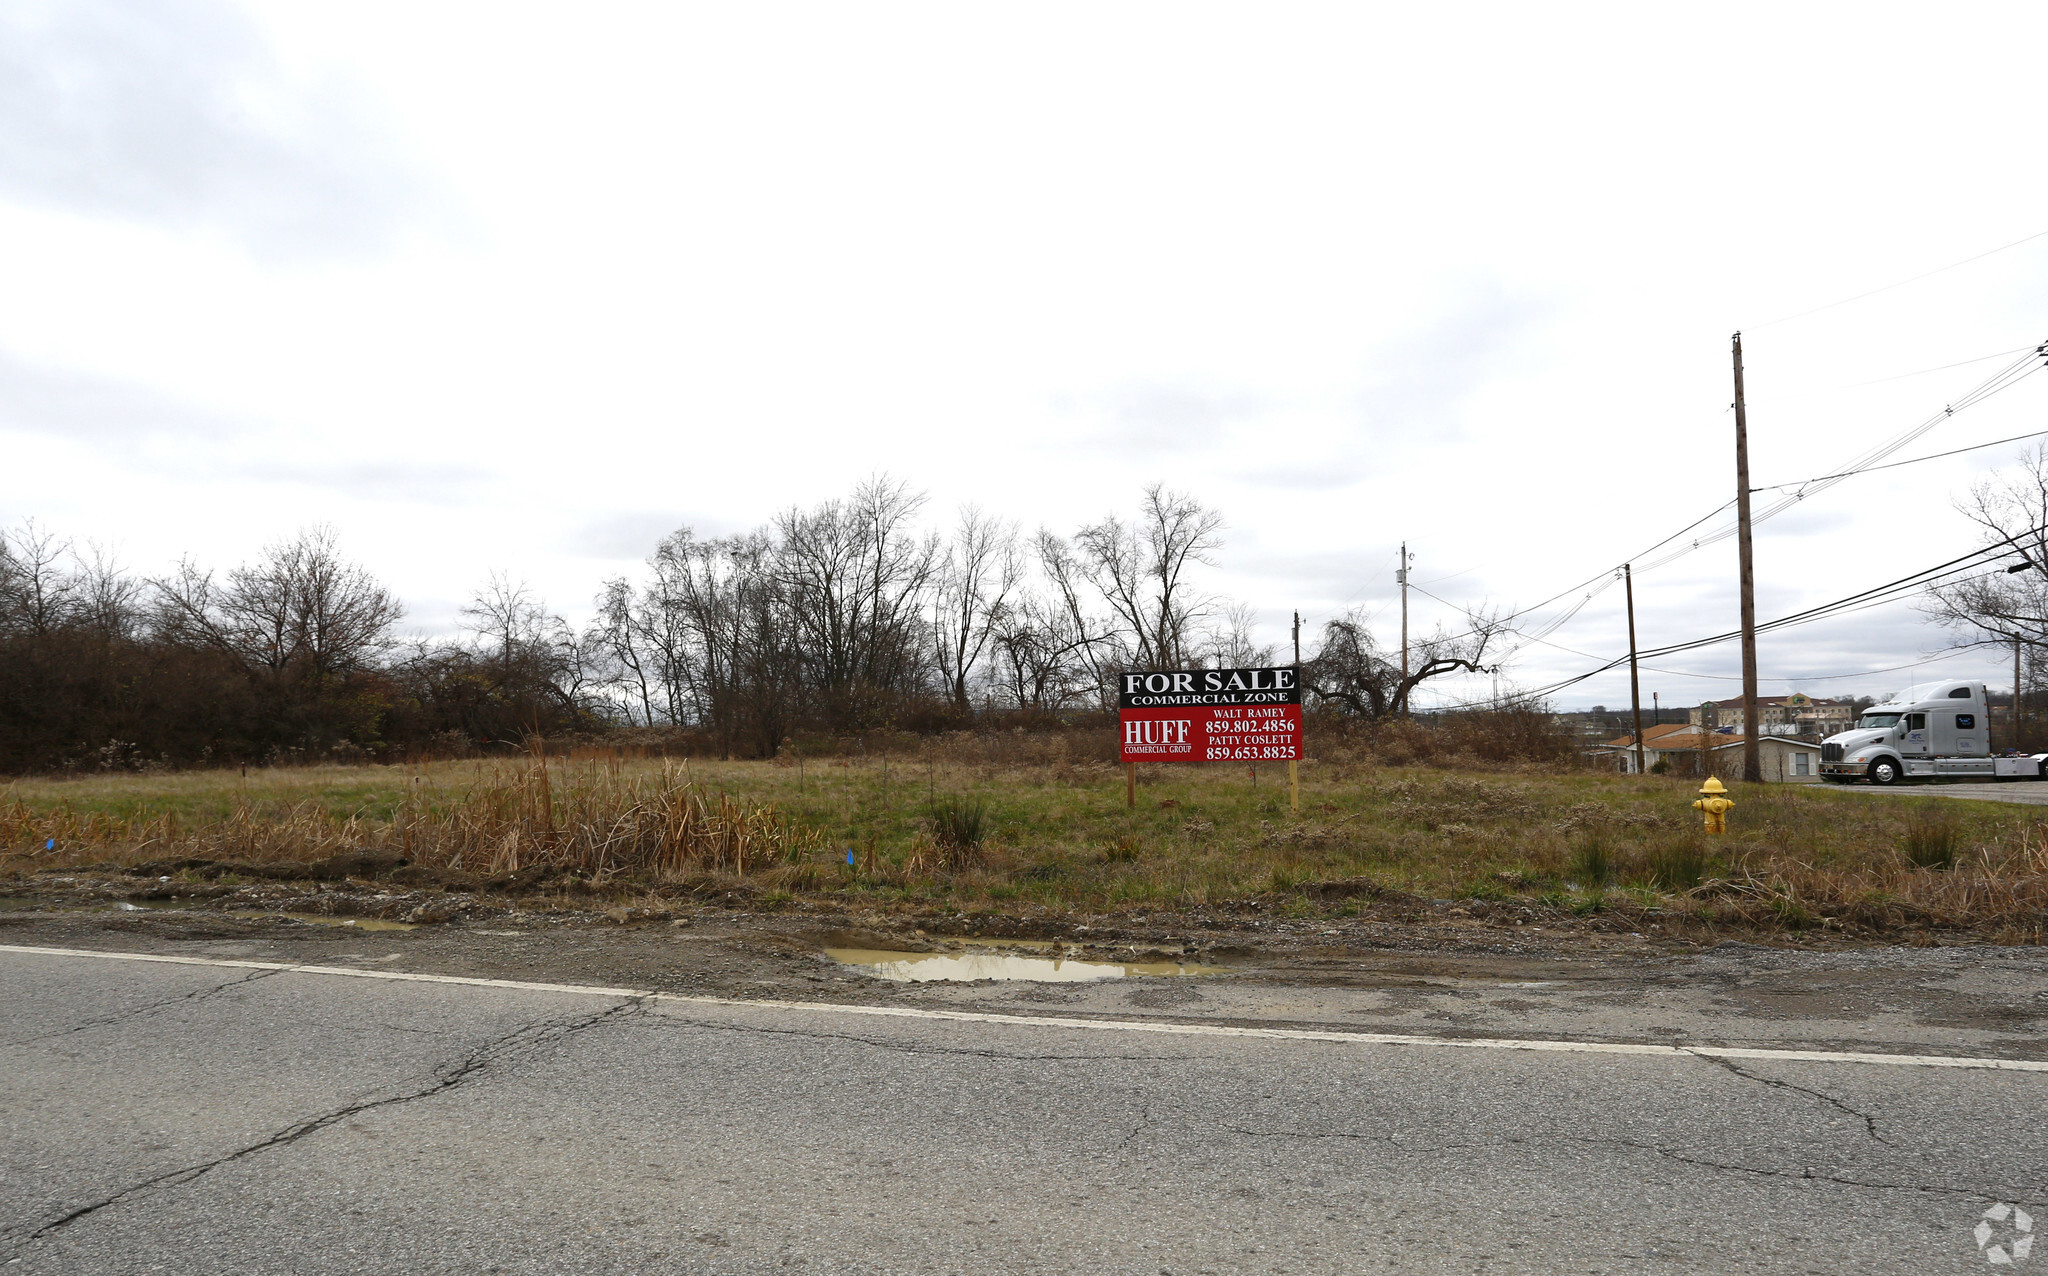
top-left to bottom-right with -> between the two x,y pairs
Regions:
4,756 -> 2046,940
1,758 -> 819,885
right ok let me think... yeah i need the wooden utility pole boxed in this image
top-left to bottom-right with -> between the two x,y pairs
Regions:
1397,543 -> 1411,718
1290,610 -> 1302,813
1625,564 -> 1646,777
1732,333 -> 1763,784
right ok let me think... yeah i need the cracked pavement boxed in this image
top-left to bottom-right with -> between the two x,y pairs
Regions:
3,947 -> 2046,1272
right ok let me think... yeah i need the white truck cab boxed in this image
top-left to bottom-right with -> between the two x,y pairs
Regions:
1819,680 -> 2046,784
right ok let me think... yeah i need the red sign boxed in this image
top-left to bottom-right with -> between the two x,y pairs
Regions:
1117,666 -> 1302,764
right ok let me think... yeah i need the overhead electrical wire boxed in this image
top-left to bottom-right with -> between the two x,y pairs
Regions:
1761,343 -> 2041,402
1754,422 -> 2048,492
1753,227 -> 2048,329
1413,534 -> 2041,712
1423,342 -> 2048,658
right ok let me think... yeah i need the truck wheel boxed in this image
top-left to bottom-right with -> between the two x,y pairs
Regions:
1869,758 -> 1903,785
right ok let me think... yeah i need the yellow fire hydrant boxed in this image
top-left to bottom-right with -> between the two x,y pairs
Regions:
1692,776 -> 1735,835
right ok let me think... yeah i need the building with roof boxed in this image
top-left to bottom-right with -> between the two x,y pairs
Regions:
1687,692 -> 1853,739
1594,728 -> 1823,782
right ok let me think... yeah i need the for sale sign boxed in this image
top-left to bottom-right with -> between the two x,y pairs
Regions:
1117,667 -> 1302,763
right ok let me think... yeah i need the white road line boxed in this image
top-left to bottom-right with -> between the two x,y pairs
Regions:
4,942 -> 2045,1073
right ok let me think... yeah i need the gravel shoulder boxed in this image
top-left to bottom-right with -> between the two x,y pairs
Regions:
4,872 -> 2045,1063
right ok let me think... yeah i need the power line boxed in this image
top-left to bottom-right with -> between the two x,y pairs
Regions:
1754,227 -> 2048,329
1413,535 -> 2039,712
1761,343 -> 2041,403
1605,346 -> 2043,578
1755,422 -> 2048,492
1379,341 -> 2048,670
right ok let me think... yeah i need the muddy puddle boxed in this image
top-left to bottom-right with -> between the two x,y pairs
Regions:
825,945 -> 1224,983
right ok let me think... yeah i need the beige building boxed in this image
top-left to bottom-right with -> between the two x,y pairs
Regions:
1688,692 -> 1853,738
1596,729 -> 1823,782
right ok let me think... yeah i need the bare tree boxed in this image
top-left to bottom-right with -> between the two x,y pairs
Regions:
462,572 -> 557,667
775,475 -> 941,728
1303,605 -> 1506,719
639,527 -> 799,753
988,594 -> 1100,712
1201,600 -> 1274,669
74,542 -> 144,641
587,576 -> 656,726
1924,443 -> 2048,667
1033,526 -> 1119,701
932,506 -> 1021,711
0,520 -> 78,635
155,526 -> 400,678
1071,485 -> 1224,670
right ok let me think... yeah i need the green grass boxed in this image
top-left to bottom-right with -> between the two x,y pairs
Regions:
4,756 -> 2046,936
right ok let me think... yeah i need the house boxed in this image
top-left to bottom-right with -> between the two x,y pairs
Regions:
1595,729 -> 1823,782
1687,693 -> 1853,738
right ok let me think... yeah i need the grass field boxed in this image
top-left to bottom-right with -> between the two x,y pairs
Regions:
4,753 -> 2046,939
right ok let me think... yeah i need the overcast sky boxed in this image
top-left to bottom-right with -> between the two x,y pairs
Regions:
4,1 -> 2047,711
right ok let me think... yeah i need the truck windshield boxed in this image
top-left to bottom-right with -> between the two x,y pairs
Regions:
1859,713 -> 1902,729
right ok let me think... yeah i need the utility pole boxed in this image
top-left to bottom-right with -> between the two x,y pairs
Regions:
2016,634 -> 2025,748
1289,611 -> 1302,816
1732,333 -> 1763,784
1625,564 -> 1645,777
1397,543 -> 1411,718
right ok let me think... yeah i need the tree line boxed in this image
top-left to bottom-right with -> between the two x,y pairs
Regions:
0,480 -> 1507,771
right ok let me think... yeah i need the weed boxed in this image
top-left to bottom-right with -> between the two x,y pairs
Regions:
1570,833 -> 1613,886
1103,832 -> 1141,863
1771,894 -> 1813,929
1900,805 -> 1959,870
1640,834 -> 1710,891
928,796 -> 990,861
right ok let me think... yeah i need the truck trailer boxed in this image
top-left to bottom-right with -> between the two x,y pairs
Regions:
1818,680 -> 2047,784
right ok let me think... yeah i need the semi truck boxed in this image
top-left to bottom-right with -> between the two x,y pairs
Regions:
1819,679 -> 2047,784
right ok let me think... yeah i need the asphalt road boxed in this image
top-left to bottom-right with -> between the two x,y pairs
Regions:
1832,780 -> 2048,806
2,945 -> 2045,1275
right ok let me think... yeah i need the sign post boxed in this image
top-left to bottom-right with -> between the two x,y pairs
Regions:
1117,667 -> 1303,812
